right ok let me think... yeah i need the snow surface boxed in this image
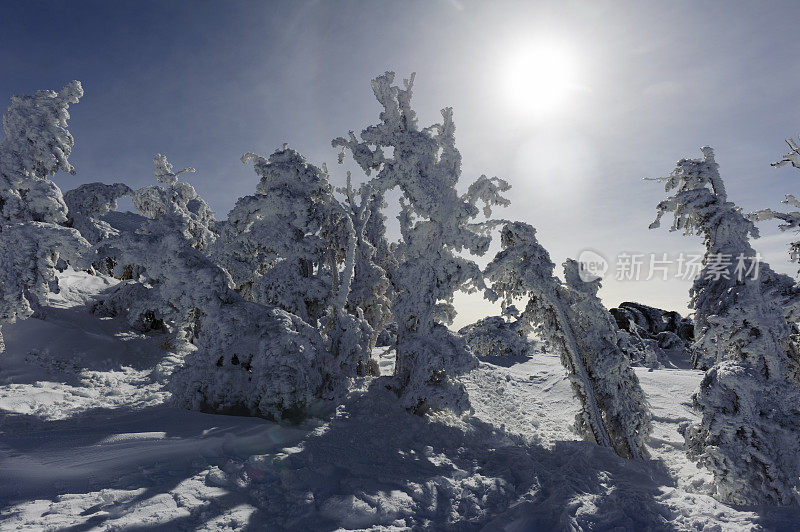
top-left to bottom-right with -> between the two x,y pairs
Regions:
1,271 -> 799,530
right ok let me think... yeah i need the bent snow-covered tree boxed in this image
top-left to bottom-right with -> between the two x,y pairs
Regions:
334,72 -> 510,415
64,182 -> 133,274
0,81 -> 83,225
649,147 -> 800,505
484,221 -> 651,460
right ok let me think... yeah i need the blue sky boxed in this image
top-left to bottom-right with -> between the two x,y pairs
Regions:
3,0 -> 800,325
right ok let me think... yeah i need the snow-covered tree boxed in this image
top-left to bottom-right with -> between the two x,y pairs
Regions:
64,182 -> 132,245
458,305 -> 533,359
131,154 -> 215,250
209,194 -> 278,300
651,147 -> 756,369
212,147 -> 337,324
94,213 -> 209,335
333,72 -> 510,415
205,146 -> 376,396
171,298 -> 333,421
65,182 -> 131,221
649,147 -> 800,369
0,223 -> 90,352
484,222 -> 651,460
0,81 -> 83,225
650,147 -> 800,505
355,188 -> 398,348
0,81 -> 92,352
96,209 -> 337,420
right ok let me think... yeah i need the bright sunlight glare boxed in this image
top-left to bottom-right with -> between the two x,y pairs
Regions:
502,41 -> 580,116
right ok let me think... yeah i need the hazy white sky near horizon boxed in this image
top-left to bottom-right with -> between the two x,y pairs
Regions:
3,0 -> 800,328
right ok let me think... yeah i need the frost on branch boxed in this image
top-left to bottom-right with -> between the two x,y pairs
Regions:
484,222 -> 651,460
334,72 -> 510,415
339,177 -> 393,357
749,136 -> 800,279
0,81 -> 83,225
0,222 -> 90,352
649,147 -> 800,505
772,136 -> 800,170
322,197 -> 375,383
131,155 -> 215,250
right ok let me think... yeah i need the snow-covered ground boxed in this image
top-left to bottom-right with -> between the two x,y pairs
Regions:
1,271 -> 798,530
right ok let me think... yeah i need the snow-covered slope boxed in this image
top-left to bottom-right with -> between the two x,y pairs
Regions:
1,271 -> 798,530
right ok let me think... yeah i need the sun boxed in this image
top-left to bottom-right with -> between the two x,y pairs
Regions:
502,41 -> 579,116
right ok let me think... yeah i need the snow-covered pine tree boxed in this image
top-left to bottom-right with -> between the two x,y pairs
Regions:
211,147 -> 375,387
652,147 -> 760,369
91,155 -> 214,330
0,81 -> 83,225
131,154 -> 216,250
649,146 -> 800,505
215,147 -> 338,325
209,194 -> 278,300
484,221 -> 651,460
333,72 -> 510,415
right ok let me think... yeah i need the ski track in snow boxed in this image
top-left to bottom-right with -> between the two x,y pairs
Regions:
0,271 -> 798,530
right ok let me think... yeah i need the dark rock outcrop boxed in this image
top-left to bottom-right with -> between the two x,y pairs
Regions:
610,302 -> 693,367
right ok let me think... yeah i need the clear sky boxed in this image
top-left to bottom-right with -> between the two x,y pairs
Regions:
3,0 -> 800,327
